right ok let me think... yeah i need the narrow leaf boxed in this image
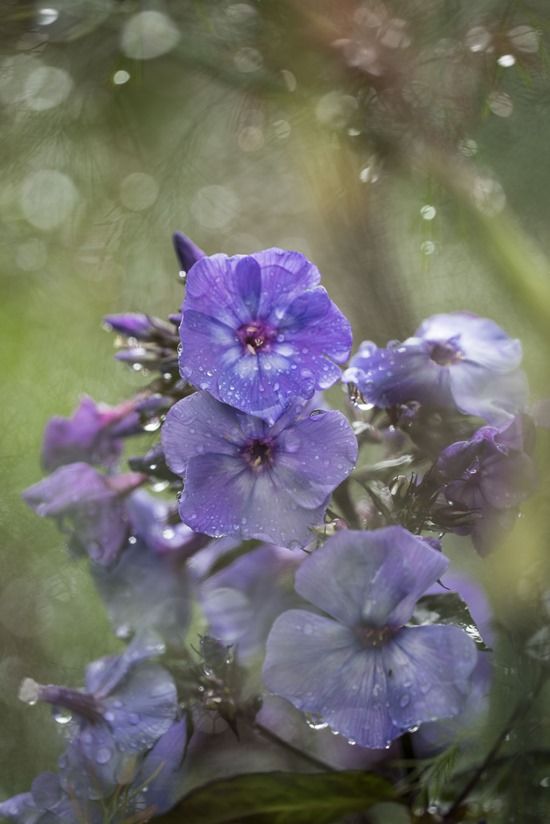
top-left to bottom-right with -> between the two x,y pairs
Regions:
157,770 -> 395,824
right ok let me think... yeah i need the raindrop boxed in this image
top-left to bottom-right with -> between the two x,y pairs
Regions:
508,25 -> 539,54
281,68 -> 297,91
19,678 -> 40,706
53,707 -> 73,725
113,70 -> 130,85
37,7 -> 59,26
420,240 -> 436,256
143,417 -> 161,432
315,91 -> 358,129
116,624 -> 132,640
466,26 -> 491,53
95,747 -> 112,765
488,91 -> 513,118
305,714 -> 328,731
420,205 -> 436,220
497,54 -> 516,67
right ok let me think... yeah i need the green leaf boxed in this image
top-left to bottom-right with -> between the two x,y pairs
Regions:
420,745 -> 460,806
409,593 -> 491,651
157,770 -> 396,824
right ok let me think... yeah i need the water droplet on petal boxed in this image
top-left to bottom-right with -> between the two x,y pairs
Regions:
95,747 -> 112,765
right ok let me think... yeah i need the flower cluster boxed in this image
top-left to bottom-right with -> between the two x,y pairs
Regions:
3,233 -> 542,821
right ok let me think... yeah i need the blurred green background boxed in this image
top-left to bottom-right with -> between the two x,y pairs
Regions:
2,0 -> 550,818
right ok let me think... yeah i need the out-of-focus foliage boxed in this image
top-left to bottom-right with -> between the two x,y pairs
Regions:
2,1 -> 550,820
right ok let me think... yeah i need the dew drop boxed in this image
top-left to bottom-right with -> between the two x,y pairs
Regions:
95,747 -> 112,765
53,707 -> 73,725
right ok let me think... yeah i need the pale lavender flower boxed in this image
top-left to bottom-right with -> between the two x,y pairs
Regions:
19,632 -> 178,800
344,312 -> 527,424
263,527 -> 477,748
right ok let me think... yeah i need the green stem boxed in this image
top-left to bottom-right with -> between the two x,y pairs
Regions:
443,673 -> 547,822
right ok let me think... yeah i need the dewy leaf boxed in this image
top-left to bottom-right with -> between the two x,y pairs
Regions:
409,593 -> 491,651
157,770 -> 396,824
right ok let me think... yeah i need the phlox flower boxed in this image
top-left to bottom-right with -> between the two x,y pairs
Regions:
41,396 -> 140,472
22,463 -> 145,565
161,391 -> 358,547
178,248 -> 352,420
19,631 -> 178,800
263,527 -> 477,748
435,416 -> 537,554
343,312 -> 527,424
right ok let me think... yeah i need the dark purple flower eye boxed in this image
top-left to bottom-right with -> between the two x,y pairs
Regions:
344,312 -> 527,425
161,391 -> 358,547
263,527 -> 478,748
178,248 -> 352,421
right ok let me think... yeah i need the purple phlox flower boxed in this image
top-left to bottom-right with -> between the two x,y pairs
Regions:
92,492 -> 203,645
343,312 -> 527,425
435,416 -> 537,554
41,396 -> 140,472
22,463 -> 145,565
262,527 -> 477,749
414,573 -> 493,754
179,248 -> 352,420
198,544 -> 303,662
173,231 -> 206,274
0,772 -> 101,824
18,631 -> 178,801
0,719 -> 187,823
161,391 -> 358,547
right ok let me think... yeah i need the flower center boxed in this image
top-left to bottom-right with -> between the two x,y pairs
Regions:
428,339 -> 463,366
241,438 -> 275,471
237,321 -> 273,355
355,625 -> 395,648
